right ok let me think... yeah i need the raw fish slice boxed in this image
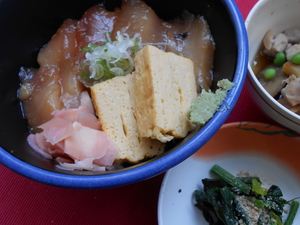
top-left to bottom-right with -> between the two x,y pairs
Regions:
38,19 -> 85,108
37,19 -> 79,67
21,66 -> 64,133
166,11 -> 215,91
76,4 -> 119,50
111,0 -> 168,50
22,19 -> 84,132
59,54 -> 85,108
165,14 -> 191,55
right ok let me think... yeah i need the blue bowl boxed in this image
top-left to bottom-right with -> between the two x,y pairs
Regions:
0,0 -> 248,189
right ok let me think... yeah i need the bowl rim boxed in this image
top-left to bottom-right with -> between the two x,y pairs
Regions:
245,0 -> 300,126
0,0 -> 248,189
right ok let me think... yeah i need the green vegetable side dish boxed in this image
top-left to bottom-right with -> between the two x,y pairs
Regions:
264,68 -> 277,80
79,31 -> 141,87
274,52 -> 286,66
194,164 -> 299,225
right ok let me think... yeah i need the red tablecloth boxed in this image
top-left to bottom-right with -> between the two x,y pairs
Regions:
0,0 -> 270,224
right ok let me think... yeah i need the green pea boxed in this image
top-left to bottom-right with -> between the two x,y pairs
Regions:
274,52 -> 286,66
264,68 -> 276,79
291,53 -> 300,64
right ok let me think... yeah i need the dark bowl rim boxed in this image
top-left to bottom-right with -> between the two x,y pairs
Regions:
0,0 -> 248,189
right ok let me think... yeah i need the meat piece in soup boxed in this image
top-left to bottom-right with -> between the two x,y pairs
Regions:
281,74 -> 300,106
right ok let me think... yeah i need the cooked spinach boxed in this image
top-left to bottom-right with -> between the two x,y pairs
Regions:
194,164 -> 299,225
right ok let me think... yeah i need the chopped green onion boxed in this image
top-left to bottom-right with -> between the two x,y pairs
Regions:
134,37 -> 140,56
211,164 -> 250,194
80,44 -> 99,53
80,72 -> 91,79
79,31 -> 141,87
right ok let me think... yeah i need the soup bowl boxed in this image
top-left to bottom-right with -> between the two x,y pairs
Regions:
246,0 -> 300,133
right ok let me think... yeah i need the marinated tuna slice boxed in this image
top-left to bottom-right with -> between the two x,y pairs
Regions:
38,19 -> 85,109
19,66 -> 64,133
38,19 -> 79,67
166,11 -> 215,91
19,19 -> 88,131
19,19 -> 84,133
59,54 -> 85,108
111,0 -> 168,50
76,4 -> 119,50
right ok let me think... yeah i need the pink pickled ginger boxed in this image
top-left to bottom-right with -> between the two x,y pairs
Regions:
27,91 -> 119,171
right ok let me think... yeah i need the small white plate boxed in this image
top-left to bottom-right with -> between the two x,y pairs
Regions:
158,122 -> 300,225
